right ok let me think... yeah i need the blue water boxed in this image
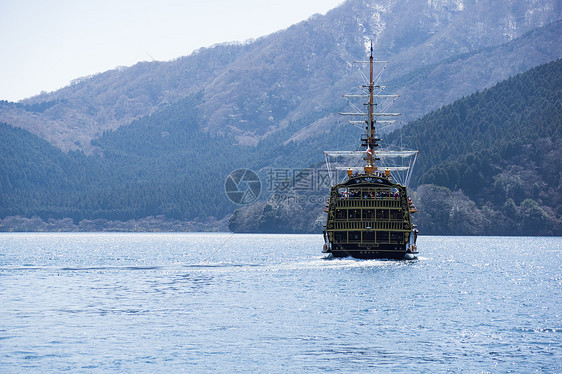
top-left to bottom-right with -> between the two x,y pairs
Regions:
0,233 -> 560,373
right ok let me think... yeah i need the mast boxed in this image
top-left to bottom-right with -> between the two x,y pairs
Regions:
368,43 -> 375,166
363,42 -> 380,171
332,43 -> 409,182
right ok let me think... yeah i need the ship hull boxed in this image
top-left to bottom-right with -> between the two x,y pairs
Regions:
325,244 -> 417,260
322,175 -> 419,260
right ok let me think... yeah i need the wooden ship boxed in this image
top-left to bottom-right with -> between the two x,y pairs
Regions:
322,46 -> 419,259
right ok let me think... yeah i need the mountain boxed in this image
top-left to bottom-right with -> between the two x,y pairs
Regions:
1,0 -> 560,153
229,59 -> 562,235
1,0 -> 561,233
3,58 -> 559,234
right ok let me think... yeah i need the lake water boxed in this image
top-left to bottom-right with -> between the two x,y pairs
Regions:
0,233 -> 560,373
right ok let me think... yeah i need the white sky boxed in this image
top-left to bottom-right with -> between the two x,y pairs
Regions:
0,0 -> 344,102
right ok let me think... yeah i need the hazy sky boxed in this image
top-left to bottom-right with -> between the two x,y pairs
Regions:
0,0 -> 343,102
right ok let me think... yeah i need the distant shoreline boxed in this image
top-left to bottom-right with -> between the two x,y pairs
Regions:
0,215 -> 229,233
1,215 -> 561,236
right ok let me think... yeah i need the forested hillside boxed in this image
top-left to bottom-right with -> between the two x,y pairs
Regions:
391,59 -> 562,235
1,97 -> 250,223
0,122 -> 102,220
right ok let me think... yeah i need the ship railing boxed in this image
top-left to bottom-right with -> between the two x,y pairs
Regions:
338,217 -> 405,222
336,199 -> 401,208
332,231 -> 408,245
336,208 -> 404,221
332,221 -> 407,230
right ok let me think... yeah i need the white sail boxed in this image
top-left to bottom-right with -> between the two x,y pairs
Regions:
334,166 -> 410,171
324,149 -> 418,187
324,150 -> 418,158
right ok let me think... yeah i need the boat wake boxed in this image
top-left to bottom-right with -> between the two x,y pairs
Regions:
0,255 -> 417,274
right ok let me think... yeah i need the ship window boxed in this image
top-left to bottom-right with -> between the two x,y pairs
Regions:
376,209 -> 389,220
335,209 -> 346,220
348,209 -> 360,220
377,231 -> 389,242
349,189 -> 360,199
363,209 -> 375,220
334,231 -> 346,243
349,231 -> 361,242
337,188 -> 348,198
361,189 -> 370,199
390,232 -> 402,243
390,210 -> 402,220
375,188 -> 390,199
363,231 -> 375,241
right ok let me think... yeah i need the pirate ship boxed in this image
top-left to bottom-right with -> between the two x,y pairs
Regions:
322,46 -> 419,259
